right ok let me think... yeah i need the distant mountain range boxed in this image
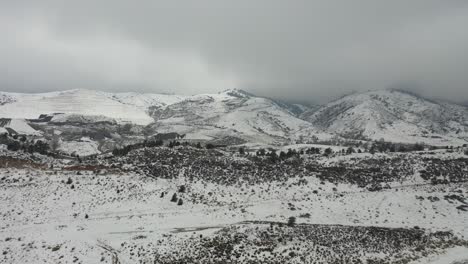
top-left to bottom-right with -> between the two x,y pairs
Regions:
0,88 -> 466,146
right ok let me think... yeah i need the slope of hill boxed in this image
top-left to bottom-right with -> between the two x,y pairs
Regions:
0,88 -> 466,145
302,89 -> 468,145
0,89 -> 329,144
148,89 -> 329,144
0,89 -> 186,125
0,118 -> 41,135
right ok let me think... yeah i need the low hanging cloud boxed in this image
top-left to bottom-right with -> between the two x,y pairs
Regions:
1,0 -> 468,104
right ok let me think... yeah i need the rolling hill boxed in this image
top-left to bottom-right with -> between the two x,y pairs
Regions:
302,89 -> 468,145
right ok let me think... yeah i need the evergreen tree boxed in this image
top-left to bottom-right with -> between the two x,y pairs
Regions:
238,147 -> 245,155
287,216 -> 296,227
324,148 -> 333,156
178,185 -> 186,193
170,193 -> 178,202
257,148 -> 266,156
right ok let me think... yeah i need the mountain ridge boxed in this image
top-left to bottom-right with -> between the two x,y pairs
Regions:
302,89 -> 468,145
0,88 -> 466,145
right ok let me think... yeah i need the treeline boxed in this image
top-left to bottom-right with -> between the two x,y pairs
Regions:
1,133 -> 51,155
246,141 -> 444,164
113,140 -> 228,156
167,141 -> 225,150
251,147 -> 358,163
252,148 -> 303,163
112,139 -> 164,156
368,141 -> 426,153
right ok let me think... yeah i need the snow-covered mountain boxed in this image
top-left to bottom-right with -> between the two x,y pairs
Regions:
0,88 -> 466,145
149,89 -> 328,144
0,89 -> 186,125
302,89 -> 468,145
0,89 -> 328,144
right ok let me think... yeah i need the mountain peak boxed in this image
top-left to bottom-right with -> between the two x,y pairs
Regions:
220,88 -> 255,98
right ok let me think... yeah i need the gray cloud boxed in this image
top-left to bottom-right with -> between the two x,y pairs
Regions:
1,0 -> 468,104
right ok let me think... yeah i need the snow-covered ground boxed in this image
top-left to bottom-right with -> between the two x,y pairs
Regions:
1,155 -> 466,263
410,247 -> 468,264
58,139 -> 100,156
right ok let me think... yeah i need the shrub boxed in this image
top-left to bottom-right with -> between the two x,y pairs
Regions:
7,141 -> 21,151
205,143 -> 215,149
239,147 -> 245,155
256,148 -> 266,156
178,185 -> 186,193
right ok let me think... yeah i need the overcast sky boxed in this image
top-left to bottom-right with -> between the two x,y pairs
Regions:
1,1 -> 468,103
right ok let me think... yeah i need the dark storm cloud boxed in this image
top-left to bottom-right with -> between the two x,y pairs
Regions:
1,0 -> 468,103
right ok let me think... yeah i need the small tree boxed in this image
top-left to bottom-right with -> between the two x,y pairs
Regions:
205,143 -> 215,149
257,148 -> 266,156
178,185 -> 186,193
168,141 -> 175,148
268,150 -> 278,163
7,141 -> 21,151
279,151 -> 287,160
170,193 -> 178,202
177,198 -> 183,206
324,148 -> 333,156
239,147 -> 245,155
287,216 -> 296,227
119,123 -> 133,134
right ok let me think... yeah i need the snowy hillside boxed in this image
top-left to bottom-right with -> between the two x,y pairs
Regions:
303,89 -> 468,145
0,89 -> 186,125
0,118 -> 41,136
149,89 -> 330,144
0,88 -> 466,145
